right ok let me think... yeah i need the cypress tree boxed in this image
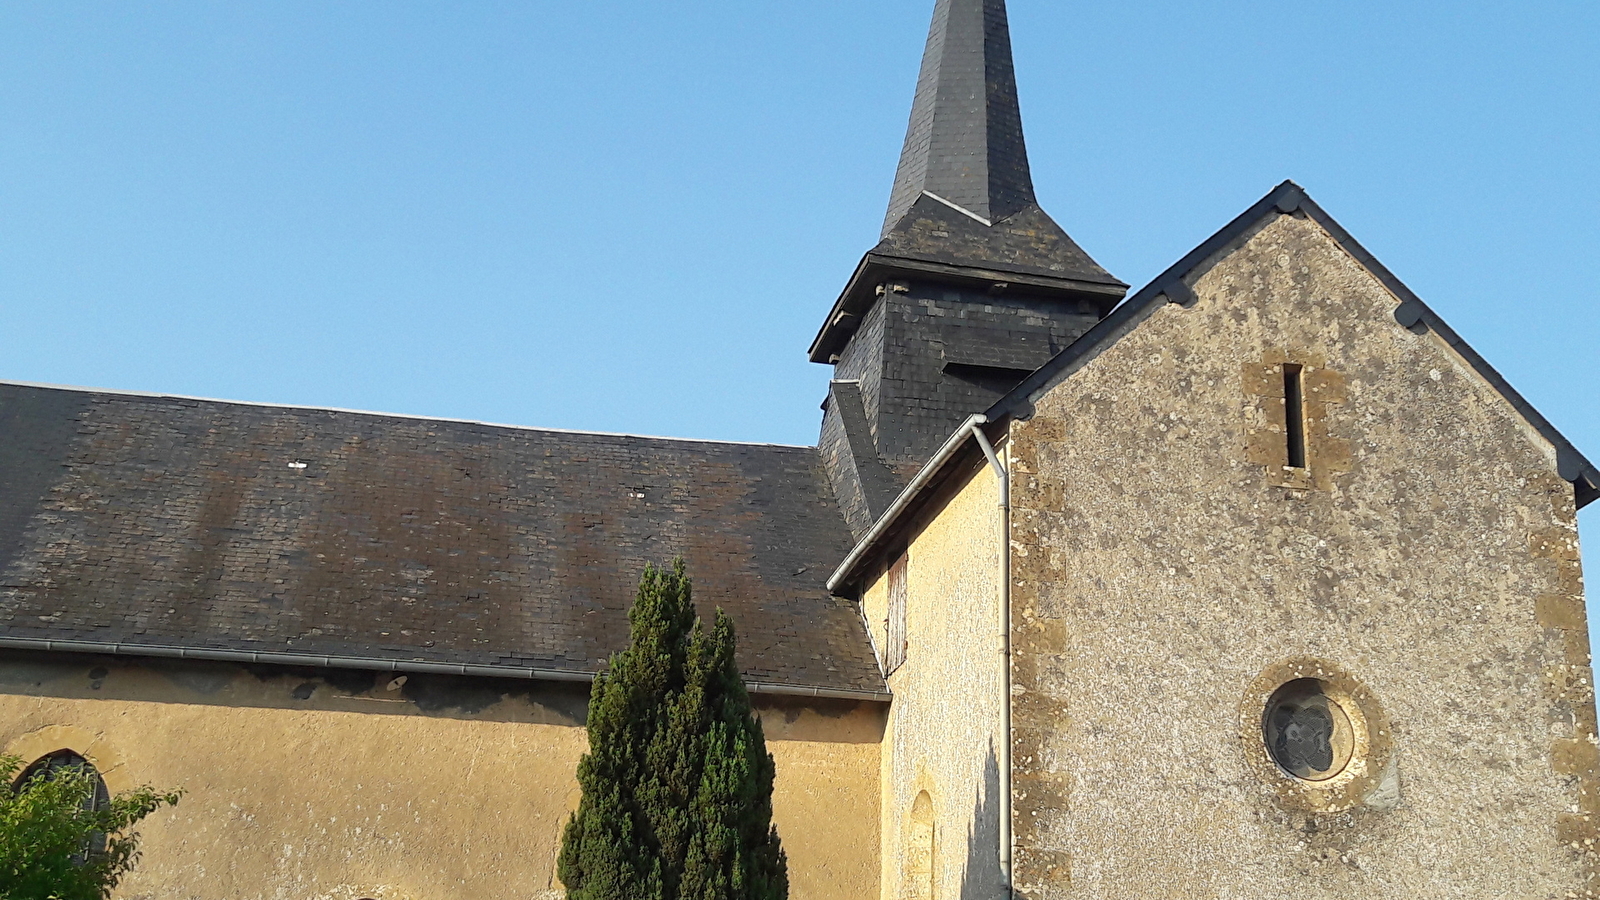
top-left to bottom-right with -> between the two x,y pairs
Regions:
559,560 -> 787,900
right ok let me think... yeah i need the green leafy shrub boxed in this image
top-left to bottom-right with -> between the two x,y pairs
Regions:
0,754 -> 180,900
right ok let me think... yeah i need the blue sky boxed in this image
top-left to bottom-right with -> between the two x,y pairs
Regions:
2,2 -> 1595,597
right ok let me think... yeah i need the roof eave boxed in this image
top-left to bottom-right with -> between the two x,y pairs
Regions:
808,252 -> 1128,365
827,414 -> 1005,594
0,636 -> 894,703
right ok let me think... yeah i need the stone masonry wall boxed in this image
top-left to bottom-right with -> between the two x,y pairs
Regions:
1006,211 -> 1594,898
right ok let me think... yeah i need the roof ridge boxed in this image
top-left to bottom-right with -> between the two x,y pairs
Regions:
0,379 -> 817,451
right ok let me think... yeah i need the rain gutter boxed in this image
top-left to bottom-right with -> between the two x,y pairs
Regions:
0,637 -> 891,703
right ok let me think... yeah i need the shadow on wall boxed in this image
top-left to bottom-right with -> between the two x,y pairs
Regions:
0,652 -> 885,744
960,743 -> 1006,900
0,650 -> 591,724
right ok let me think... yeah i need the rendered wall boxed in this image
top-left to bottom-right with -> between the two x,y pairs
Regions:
860,459 -> 1007,900
0,654 -> 882,900
1007,211 -> 1595,898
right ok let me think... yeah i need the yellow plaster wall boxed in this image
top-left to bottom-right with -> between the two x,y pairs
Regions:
860,459 -> 1006,900
1008,211 -> 1595,898
0,656 -> 882,900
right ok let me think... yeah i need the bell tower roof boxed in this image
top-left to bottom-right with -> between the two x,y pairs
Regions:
811,0 -> 1126,365
883,0 -> 1038,234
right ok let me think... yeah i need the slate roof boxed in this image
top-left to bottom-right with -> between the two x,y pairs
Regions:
875,0 -> 1120,287
875,196 -> 1121,288
0,383 -> 884,698
882,0 -> 1039,232
810,0 -> 1125,365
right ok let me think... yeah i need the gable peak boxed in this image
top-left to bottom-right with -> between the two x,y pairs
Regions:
986,179 -> 1599,509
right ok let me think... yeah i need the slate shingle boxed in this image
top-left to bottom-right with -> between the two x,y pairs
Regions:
0,384 -> 883,696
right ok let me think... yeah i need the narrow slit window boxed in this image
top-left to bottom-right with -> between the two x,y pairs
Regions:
1284,364 -> 1307,469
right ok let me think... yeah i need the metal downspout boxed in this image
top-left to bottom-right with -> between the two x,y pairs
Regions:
970,422 -> 1013,895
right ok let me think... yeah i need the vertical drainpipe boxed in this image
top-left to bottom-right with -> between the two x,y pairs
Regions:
970,421 -> 1013,895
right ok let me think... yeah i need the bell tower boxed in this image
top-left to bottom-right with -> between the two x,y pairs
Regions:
816,0 -> 1128,536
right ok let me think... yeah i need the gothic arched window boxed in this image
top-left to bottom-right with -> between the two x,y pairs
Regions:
906,790 -> 935,900
13,750 -> 111,861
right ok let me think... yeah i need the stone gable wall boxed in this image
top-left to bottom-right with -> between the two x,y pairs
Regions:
1007,211 -> 1594,898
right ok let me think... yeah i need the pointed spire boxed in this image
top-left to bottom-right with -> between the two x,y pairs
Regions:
809,0 -> 1127,365
883,0 -> 1035,235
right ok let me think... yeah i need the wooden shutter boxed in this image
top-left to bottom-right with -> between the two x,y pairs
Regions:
886,550 -> 908,673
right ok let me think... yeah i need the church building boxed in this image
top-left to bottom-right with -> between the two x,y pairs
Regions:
3,0 -> 1596,898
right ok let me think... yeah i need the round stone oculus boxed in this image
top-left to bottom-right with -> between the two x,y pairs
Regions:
1263,678 -> 1356,782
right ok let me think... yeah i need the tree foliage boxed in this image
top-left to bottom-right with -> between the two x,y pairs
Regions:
0,755 -> 180,900
559,560 -> 787,900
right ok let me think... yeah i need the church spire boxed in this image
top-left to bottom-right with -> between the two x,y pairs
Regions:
809,0 -> 1126,367
883,0 -> 1035,235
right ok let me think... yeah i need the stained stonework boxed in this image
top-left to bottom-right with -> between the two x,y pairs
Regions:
1241,351 -> 1352,492
1007,211 -> 1595,898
